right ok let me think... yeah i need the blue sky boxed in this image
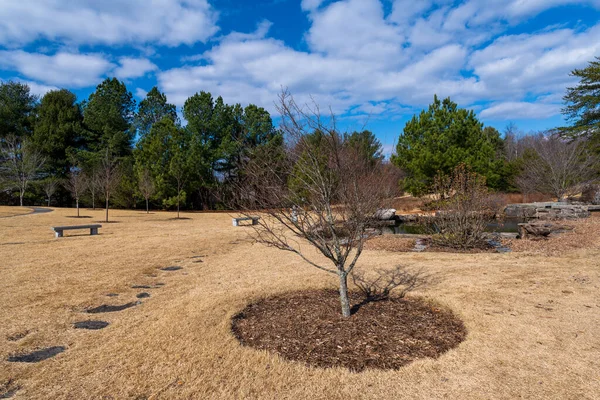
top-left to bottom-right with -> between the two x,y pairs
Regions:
1,0 -> 599,155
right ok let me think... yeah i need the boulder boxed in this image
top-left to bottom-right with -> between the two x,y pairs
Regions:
582,185 -> 600,205
517,222 -> 573,239
374,208 -> 396,220
535,205 -> 589,220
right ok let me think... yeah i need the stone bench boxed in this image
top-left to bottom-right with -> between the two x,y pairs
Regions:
232,217 -> 260,227
52,224 -> 102,238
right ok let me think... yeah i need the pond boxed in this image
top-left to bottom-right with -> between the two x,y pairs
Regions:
384,217 -> 527,235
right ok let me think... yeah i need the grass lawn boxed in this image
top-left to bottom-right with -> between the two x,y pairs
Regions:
0,207 -> 599,399
0,206 -> 32,218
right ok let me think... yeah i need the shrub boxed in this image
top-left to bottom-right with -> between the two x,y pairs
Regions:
429,164 -> 494,250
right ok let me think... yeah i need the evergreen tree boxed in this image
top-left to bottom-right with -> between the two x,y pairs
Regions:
82,78 -> 136,157
392,96 -> 505,195
562,57 -> 600,141
32,89 -> 83,178
134,87 -> 177,139
343,130 -> 383,165
0,81 -> 38,140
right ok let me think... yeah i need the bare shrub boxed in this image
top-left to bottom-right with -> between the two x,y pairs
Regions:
351,266 -> 428,301
429,164 -> 494,250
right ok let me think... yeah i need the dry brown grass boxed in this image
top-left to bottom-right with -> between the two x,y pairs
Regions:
1,207 -> 599,399
0,206 -> 32,218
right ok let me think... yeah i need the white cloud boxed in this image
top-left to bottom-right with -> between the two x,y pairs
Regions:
480,102 -> 562,120
0,0 -> 219,47
114,58 -> 158,80
301,0 -> 325,11
0,51 -> 114,87
135,88 -> 149,99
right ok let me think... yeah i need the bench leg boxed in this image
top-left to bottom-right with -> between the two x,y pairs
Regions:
90,228 -> 98,235
252,219 -> 259,225
232,219 -> 238,227
55,230 -> 63,238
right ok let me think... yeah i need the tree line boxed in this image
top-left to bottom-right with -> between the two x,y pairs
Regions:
0,78 -> 284,216
1,57 -> 599,216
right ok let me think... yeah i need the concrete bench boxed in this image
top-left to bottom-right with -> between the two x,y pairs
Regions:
232,217 -> 260,227
52,224 -> 102,238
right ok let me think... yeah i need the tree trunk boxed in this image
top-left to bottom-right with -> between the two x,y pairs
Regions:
19,190 -> 24,207
177,191 -> 180,219
105,197 -> 109,222
47,197 -> 50,207
76,199 -> 80,217
92,192 -> 95,210
146,198 -> 149,214
338,272 -> 351,318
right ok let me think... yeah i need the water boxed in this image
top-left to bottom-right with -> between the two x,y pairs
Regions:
385,217 -> 527,235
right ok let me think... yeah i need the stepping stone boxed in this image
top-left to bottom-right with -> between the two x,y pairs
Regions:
160,266 -> 182,271
7,346 -> 65,363
74,320 -> 109,330
106,293 -> 119,297
154,282 -> 165,287
86,302 -> 139,314
136,292 -> 150,299
131,285 -> 152,289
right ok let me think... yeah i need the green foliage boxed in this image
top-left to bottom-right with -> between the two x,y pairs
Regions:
82,78 -> 136,157
562,57 -> 600,140
343,130 -> 383,165
134,117 -> 179,199
162,191 -> 186,210
32,89 -> 83,177
0,81 -> 38,139
392,96 -> 507,195
134,87 -> 177,139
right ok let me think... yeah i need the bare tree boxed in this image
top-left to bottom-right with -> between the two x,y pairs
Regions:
517,133 -> 598,201
87,169 -> 102,210
42,177 -> 60,207
97,149 -> 122,222
232,91 -> 401,318
0,135 -> 45,206
138,168 -> 156,213
64,168 -> 87,217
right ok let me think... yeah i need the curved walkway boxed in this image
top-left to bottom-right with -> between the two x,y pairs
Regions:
30,207 -> 53,215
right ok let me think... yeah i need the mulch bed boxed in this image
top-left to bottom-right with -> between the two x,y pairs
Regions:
232,290 -> 467,372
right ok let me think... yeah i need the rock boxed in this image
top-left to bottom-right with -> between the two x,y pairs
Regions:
136,292 -> 151,299
535,206 -> 589,220
374,208 -> 396,220
582,184 -> 600,205
412,238 -> 430,252
517,222 -> 574,239
505,202 -> 590,220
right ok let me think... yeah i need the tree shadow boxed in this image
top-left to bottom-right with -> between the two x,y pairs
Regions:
350,266 -> 431,315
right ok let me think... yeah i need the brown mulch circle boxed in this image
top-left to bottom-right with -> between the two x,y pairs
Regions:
232,290 -> 467,372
